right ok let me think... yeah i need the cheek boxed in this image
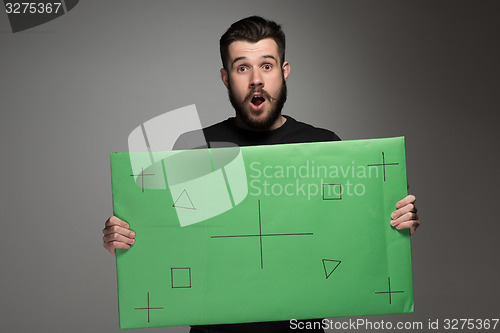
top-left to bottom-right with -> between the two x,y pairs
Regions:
267,75 -> 284,92
229,77 -> 248,96
268,70 -> 284,83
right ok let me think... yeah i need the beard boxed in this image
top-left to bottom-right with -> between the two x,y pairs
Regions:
227,75 -> 288,130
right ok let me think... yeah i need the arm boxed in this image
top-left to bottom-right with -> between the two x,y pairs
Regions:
390,194 -> 420,235
102,216 -> 136,255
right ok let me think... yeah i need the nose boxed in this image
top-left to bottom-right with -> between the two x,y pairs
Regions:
249,69 -> 264,88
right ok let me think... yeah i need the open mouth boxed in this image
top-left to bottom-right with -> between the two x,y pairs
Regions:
251,95 -> 266,107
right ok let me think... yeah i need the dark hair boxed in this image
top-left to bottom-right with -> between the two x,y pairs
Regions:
219,16 -> 286,70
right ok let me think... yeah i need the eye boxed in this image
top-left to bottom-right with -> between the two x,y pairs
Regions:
236,66 -> 248,73
263,64 -> 272,71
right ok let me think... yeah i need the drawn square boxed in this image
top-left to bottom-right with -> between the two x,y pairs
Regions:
323,184 -> 342,200
171,268 -> 191,288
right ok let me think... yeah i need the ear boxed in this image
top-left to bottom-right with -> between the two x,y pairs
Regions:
220,68 -> 229,89
282,61 -> 291,81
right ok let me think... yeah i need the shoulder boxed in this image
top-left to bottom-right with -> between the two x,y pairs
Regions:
202,118 -> 232,137
173,119 -> 234,150
284,115 -> 341,142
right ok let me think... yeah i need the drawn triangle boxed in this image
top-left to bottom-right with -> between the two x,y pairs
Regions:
322,259 -> 341,279
172,189 -> 196,210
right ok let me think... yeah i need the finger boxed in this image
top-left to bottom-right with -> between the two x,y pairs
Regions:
395,219 -> 420,233
103,233 -> 136,245
396,194 -> 416,209
102,225 -> 136,238
391,203 -> 415,220
391,212 -> 418,227
104,241 -> 131,255
105,216 -> 129,229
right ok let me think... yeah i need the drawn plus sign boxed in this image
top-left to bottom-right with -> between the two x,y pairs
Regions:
134,292 -> 163,323
211,200 -> 313,269
374,277 -> 405,304
130,167 -> 155,192
367,152 -> 399,181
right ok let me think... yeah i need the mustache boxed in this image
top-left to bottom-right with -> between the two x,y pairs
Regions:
243,87 -> 278,103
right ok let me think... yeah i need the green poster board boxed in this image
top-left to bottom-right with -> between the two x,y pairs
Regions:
110,137 -> 414,329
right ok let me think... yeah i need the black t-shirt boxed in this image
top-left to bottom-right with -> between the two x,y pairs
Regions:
202,115 -> 340,147
183,115 -> 340,333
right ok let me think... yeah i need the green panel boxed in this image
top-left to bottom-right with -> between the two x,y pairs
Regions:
110,137 -> 413,329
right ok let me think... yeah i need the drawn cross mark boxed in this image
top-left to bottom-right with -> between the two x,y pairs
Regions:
130,167 -> 155,192
134,292 -> 163,323
374,277 -> 405,304
211,200 -> 313,269
367,152 -> 399,181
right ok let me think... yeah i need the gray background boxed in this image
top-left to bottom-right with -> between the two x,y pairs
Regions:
1,0 -> 499,332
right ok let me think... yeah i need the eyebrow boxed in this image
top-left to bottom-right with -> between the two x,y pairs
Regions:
231,55 -> 278,67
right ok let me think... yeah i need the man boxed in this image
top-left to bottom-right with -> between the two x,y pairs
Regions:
103,16 -> 420,333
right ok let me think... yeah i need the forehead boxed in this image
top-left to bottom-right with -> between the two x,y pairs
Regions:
228,38 -> 279,62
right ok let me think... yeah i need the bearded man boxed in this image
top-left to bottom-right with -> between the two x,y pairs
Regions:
103,16 -> 420,333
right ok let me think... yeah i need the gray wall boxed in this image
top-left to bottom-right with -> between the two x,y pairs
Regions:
1,1 -> 499,332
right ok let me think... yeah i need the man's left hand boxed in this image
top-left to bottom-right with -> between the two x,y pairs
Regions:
390,194 -> 420,235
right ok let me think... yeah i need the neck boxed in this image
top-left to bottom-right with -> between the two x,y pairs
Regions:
234,115 -> 287,132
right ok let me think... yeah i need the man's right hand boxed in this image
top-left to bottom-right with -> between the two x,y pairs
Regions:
103,216 -> 136,255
